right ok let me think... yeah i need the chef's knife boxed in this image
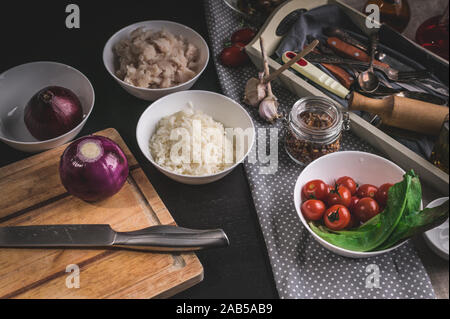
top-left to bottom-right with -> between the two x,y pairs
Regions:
0,225 -> 229,252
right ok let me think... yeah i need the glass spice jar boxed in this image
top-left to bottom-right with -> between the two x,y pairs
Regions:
284,97 -> 349,166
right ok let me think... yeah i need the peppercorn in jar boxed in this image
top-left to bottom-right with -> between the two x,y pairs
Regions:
285,97 -> 348,166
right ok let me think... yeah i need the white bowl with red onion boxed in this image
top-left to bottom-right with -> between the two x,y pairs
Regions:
0,62 -> 95,153
103,20 -> 210,101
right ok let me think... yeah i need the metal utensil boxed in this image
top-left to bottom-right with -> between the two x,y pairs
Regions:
362,87 -> 448,105
415,78 -> 450,97
305,53 -> 434,83
323,26 -> 386,61
284,51 -> 448,105
282,52 -> 449,135
0,225 -> 230,252
357,34 -> 380,93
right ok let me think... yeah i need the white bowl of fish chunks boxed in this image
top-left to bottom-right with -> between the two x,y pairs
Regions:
103,20 -> 210,101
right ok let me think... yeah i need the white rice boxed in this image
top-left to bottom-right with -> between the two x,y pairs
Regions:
149,104 -> 235,176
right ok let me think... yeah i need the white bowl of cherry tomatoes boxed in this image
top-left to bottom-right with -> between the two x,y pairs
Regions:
294,151 -> 412,258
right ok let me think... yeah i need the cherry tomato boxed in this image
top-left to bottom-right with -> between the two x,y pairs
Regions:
348,214 -> 360,229
349,196 -> 360,213
302,179 -> 329,201
353,197 -> 380,223
231,28 -> 256,45
301,199 -> 326,221
376,183 -> 394,207
357,184 -> 378,199
324,205 -> 351,231
327,184 -> 334,193
326,184 -> 352,208
220,42 -> 249,67
336,176 -> 358,195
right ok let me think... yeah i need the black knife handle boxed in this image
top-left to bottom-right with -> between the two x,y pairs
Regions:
113,226 -> 229,252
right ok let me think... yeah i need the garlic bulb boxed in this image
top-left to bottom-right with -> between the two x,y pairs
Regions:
244,72 -> 267,107
258,83 -> 280,122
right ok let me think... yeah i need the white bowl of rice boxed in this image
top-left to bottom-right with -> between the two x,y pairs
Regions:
136,91 -> 255,185
103,21 -> 209,101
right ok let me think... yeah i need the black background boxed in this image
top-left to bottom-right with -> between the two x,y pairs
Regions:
0,1 -> 279,298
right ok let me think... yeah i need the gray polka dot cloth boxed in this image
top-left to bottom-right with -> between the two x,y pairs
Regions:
204,0 -> 435,299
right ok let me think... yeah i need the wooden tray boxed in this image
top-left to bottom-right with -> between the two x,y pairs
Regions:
245,0 -> 449,194
0,128 -> 203,299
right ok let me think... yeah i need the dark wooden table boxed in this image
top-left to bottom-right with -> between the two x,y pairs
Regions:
0,0 -> 278,299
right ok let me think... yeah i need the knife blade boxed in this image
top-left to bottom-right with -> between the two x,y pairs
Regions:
0,225 -> 229,252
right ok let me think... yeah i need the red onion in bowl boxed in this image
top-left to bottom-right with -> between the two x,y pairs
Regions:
24,86 -> 84,141
59,136 -> 129,202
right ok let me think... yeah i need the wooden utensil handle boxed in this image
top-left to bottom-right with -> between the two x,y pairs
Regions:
327,37 -> 390,69
322,63 -> 354,89
349,92 -> 449,135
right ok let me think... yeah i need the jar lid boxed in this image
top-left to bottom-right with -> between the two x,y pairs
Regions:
289,97 -> 344,143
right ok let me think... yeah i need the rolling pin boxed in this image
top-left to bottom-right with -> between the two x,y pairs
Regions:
349,92 -> 449,135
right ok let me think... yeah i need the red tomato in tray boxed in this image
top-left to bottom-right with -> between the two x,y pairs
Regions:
302,179 -> 329,201
357,184 -> 378,199
231,28 -> 256,45
349,196 -> 360,213
336,176 -> 358,195
324,205 -> 351,231
220,42 -> 249,67
376,183 -> 394,207
353,197 -> 380,223
301,199 -> 326,221
326,184 -> 352,208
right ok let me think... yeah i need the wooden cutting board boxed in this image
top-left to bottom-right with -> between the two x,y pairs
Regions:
0,128 -> 203,299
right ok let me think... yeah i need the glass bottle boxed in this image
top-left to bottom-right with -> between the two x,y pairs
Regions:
364,0 -> 411,33
416,3 -> 449,60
